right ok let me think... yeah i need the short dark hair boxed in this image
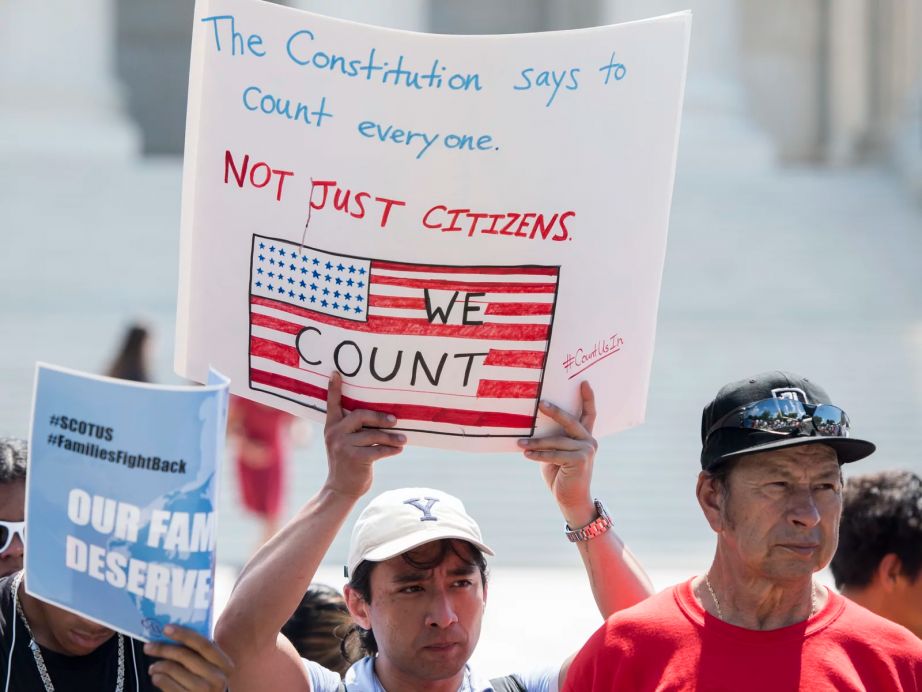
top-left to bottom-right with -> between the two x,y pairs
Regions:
343,539 -> 488,660
831,470 -> 922,589
281,583 -> 359,675
704,457 -> 742,499
0,438 -> 27,484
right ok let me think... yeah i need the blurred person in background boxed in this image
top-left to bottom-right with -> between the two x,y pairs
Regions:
0,438 -> 26,578
831,470 -> 922,639
282,583 -> 358,676
106,323 -> 152,383
228,396 -> 306,551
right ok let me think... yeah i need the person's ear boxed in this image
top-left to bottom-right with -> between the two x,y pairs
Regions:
343,585 -> 371,629
697,471 -> 725,533
876,553 -> 903,593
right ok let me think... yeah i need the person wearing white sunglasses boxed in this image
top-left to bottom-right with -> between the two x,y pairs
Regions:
0,439 -> 25,579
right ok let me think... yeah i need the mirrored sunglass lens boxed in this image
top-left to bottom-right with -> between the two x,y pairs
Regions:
812,405 -> 849,436
0,526 -> 8,550
740,400 -> 805,431
775,399 -> 803,417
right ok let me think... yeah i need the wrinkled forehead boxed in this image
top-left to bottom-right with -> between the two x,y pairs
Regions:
736,444 -> 841,478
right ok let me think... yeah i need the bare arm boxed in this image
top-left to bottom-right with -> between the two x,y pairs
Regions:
518,382 -> 653,691
518,381 -> 653,618
214,373 -> 406,690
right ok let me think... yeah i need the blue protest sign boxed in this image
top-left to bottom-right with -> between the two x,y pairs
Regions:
25,363 -> 230,642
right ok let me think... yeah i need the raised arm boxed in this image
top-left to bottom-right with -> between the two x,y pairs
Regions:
518,382 -> 653,689
214,373 -> 406,690
518,381 -> 653,616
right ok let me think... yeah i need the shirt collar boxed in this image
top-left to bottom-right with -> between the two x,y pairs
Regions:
345,657 -> 495,691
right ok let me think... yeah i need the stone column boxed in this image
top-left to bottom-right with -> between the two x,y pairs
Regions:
897,81 -> 922,197
603,0 -> 775,169
824,0 -> 872,164
881,0 -> 922,196
0,0 -> 140,159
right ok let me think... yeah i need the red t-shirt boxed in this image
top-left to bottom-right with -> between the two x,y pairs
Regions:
563,578 -> 922,691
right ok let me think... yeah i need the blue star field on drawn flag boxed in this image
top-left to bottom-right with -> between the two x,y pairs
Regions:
250,238 -> 371,322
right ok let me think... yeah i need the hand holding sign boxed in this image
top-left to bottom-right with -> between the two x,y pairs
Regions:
519,381 -> 599,526
144,625 -> 233,692
322,372 -> 407,500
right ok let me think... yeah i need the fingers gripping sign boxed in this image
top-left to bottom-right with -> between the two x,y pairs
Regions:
143,625 -> 233,692
324,371 -> 407,498
518,381 -> 599,517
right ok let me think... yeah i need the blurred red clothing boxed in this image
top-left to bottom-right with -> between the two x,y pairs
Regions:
229,396 -> 295,520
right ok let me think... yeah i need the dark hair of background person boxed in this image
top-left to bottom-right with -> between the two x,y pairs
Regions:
342,540 -> 488,660
0,438 -> 27,484
282,583 -> 359,675
106,324 -> 151,382
831,470 -> 922,589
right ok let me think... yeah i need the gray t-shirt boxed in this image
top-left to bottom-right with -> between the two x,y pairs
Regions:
304,656 -> 560,692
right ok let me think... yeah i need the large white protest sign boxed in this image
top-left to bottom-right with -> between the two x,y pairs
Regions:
26,364 -> 229,641
176,0 -> 690,450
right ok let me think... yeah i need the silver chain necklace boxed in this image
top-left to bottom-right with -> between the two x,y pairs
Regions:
704,572 -> 817,622
11,572 -> 125,692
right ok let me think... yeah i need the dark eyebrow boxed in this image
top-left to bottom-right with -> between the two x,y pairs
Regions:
390,563 -> 477,584
761,464 -> 799,479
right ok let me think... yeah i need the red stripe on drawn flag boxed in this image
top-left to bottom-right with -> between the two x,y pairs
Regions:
248,235 -> 560,437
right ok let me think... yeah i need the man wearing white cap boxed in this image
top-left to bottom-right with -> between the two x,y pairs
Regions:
216,373 -> 652,691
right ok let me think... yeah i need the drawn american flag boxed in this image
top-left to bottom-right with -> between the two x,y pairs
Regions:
247,234 -> 560,437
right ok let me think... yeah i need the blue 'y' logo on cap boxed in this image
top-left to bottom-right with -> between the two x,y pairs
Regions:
404,497 -> 440,522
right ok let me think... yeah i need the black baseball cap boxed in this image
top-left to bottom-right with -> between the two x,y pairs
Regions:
700,371 -> 876,471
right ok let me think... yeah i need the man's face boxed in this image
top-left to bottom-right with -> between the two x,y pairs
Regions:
36,598 -> 116,656
349,540 -> 486,685
0,479 -> 25,577
712,444 -> 843,582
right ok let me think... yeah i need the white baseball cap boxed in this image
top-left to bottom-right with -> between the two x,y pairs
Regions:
346,487 -> 494,578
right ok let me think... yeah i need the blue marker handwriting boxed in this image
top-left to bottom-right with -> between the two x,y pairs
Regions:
200,16 -> 484,93
513,67 -> 581,107
200,13 -> 630,160
357,120 -> 496,160
598,52 -> 627,84
286,30 -> 482,92
357,121 -> 438,160
242,85 -> 332,128
200,15 -> 266,57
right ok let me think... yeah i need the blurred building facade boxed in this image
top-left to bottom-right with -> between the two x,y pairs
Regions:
93,0 -> 922,197
2,0 -> 918,194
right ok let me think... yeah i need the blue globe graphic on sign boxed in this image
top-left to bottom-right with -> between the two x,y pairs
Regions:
106,474 -> 215,641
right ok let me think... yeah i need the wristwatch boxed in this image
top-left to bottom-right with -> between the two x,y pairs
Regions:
565,499 -> 613,542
